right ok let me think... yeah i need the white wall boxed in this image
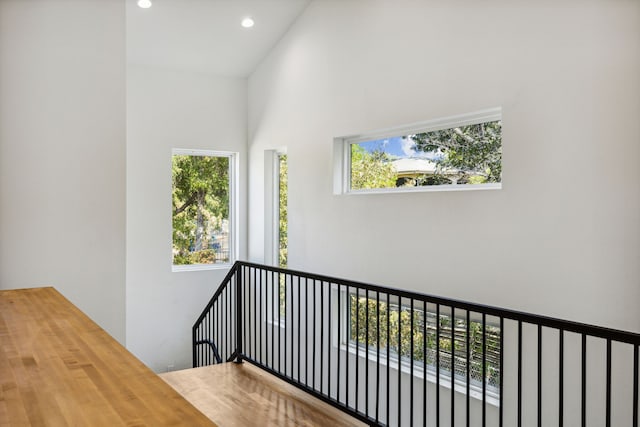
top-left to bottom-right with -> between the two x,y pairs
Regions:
248,0 -> 640,333
0,0 -> 126,342
126,64 -> 247,372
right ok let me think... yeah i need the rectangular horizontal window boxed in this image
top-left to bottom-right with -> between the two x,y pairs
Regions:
348,293 -> 501,392
334,108 -> 502,194
172,149 -> 237,271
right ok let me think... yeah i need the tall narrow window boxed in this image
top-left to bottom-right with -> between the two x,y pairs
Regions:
172,149 -> 237,270
277,154 -> 288,318
278,153 -> 288,269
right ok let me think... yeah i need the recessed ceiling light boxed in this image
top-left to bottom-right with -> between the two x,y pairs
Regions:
241,17 -> 255,28
137,0 -> 152,9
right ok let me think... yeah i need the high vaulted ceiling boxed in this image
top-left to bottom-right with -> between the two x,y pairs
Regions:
127,0 -> 310,77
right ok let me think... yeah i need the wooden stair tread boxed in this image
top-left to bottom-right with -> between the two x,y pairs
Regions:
160,362 -> 367,427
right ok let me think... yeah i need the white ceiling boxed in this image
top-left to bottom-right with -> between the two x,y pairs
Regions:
127,0 -> 310,77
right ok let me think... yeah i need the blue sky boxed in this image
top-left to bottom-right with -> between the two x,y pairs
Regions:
358,136 -> 441,160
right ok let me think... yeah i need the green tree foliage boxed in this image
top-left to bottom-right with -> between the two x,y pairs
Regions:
350,295 -> 501,387
172,154 -> 229,265
410,121 -> 502,183
278,155 -> 288,317
350,145 -> 397,190
278,154 -> 288,268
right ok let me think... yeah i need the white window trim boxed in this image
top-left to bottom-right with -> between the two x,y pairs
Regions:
171,148 -> 239,272
264,148 -> 287,268
333,107 -> 503,195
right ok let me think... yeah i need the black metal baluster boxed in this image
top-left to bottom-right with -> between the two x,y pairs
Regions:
337,284 -> 342,404
482,312 -> 486,427
411,299 -> 415,427
386,294 -> 391,426
500,317 -> 504,427
518,321 -> 522,427
290,275 -> 294,379
466,310 -> 470,427
538,324 -> 542,427
606,338 -> 611,427
217,301 -> 220,364
205,313 -> 209,365
253,267 -> 257,361
272,271 -> 275,369
398,298 -> 402,427
240,267 -> 245,361
247,267 -> 250,358
366,289 -> 370,418
278,272 -> 281,373
236,266 -> 243,363
306,277 -> 311,388
224,287 -> 228,360
633,344 -> 638,427
559,329 -> 564,427
424,303 -> 428,427
283,273 -> 287,376
320,281 -> 325,395
328,282 -> 332,398
313,279 -> 317,391
259,269 -> 263,364
229,281 -> 233,359
222,293 -> 224,361
241,267 -> 246,361
376,291 -> 380,424
212,307 -> 217,364
192,263 -> 640,427
582,334 -> 586,427
298,276 -> 301,382
244,268 -> 248,360
228,285 -> 231,360
346,287 -> 350,409
355,288 -> 360,412
450,306 -> 454,427
436,304 -> 440,427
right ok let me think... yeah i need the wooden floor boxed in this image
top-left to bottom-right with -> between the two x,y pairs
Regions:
160,363 -> 367,427
0,287 -> 216,426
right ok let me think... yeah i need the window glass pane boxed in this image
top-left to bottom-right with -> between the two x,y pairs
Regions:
349,294 -> 501,389
278,154 -> 288,268
350,120 -> 502,190
278,154 -> 288,317
172,153 -> 230,266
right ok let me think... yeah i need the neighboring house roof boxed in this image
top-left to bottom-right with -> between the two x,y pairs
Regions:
391,157 -> 458,176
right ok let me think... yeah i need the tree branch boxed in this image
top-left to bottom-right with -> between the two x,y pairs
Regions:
174,193 -> 197,216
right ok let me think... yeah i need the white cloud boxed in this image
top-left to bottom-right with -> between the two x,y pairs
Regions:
400,138 -> 416,157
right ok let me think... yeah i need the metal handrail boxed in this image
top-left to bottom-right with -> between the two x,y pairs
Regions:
236,261 -> 640,345
193,260 -> 640,427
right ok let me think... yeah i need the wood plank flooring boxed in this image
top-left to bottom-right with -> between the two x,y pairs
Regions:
160,362 -> 367,427
0,287 -> 216,426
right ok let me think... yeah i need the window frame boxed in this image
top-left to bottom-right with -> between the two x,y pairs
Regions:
263,149 -> 287,268
333,107 -> 503,195
171,148 -> 239,272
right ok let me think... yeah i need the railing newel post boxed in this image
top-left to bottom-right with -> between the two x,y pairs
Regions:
192,324 -> 197,368
235,262 -> 244,364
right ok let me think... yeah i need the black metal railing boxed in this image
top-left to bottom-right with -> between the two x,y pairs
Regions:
193,261 -> 640,427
